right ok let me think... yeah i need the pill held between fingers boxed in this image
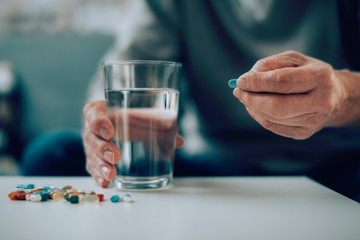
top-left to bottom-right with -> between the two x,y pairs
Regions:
228,79 -> 238,88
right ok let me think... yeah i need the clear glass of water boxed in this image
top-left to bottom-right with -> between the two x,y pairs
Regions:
102,60 -> 182,190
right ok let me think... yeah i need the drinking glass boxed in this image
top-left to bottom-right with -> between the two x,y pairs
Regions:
102,60 -> 181,190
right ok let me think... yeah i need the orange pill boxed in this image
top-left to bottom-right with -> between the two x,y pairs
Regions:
8,190 -> 25,200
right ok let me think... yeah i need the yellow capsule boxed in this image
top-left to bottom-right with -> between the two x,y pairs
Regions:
50,191 -> 66,201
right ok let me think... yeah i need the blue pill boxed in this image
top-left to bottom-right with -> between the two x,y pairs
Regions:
25,184 -> 35,189
110,195 -> 120,203
33,191 -> 45,195
69,195 -> 79,204
40,192 -> 50,201
228,79 -> 238,88
17,184 -> 35,189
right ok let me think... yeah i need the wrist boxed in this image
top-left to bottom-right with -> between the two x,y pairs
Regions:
326,69 -> 360,126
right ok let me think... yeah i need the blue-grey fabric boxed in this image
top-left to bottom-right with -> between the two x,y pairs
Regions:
86,0 -> 358,174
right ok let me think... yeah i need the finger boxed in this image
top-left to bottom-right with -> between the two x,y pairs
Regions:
237,66 -> 318,94
86,156 -> 112,188
83,101 -> 114,141
251,50 -> 307,72
85,143 -> 117,181
233,88 -> 313,118
246,108 -> 314,139
175,134 -> 185,148
83,121 -> 121,164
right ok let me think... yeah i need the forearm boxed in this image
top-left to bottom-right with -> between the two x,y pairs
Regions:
326,69 -> 360,127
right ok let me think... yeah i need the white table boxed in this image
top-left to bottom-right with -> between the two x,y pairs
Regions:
0,176 -> 359,240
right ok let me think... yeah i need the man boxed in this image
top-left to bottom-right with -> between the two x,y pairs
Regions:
23,0 -> 360,201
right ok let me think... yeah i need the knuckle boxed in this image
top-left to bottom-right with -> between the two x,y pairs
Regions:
90,115 -> 109,133
283,50 -> 306,64
254,58 -> 268,69
318,66 -> 334,86
284,50 -> 301,58
274,73 -> 291,93
83,101 -> 96,117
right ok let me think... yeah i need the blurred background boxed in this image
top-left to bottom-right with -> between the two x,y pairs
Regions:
0,0 -> 130,175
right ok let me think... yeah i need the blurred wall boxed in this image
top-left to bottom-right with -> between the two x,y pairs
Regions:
0,0 -> 131,144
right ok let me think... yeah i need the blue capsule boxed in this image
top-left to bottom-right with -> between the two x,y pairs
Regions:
69,195 -> 79,204
17,184 -> 35,189
42,192 -> 50,201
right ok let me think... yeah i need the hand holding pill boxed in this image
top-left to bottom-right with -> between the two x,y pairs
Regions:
231,50 -> 360,139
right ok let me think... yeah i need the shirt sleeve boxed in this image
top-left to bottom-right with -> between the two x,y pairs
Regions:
86,0 -> 180,103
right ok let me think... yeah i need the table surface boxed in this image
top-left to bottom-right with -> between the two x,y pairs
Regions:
0,176 -> 359,240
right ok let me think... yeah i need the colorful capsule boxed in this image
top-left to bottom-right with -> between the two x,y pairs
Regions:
28,187 -> 45,194
16,184 -> 35,190
50,190 -> 66,200
8,190 -> 25,200
61,185 -> 73,191
64,189 -> 78,200
15,193 -> 28,200
81,194 -> 99,203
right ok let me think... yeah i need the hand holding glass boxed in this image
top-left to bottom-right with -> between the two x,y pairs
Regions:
103,60 -> 181,190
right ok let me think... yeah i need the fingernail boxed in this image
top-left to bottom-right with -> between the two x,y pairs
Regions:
102,166 -> 111,180
97,177 -> 103,186
104,151 -> 114,164
100,128 -> 110,140
228,79 -> 238,88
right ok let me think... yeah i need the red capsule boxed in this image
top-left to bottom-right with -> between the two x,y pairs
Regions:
15,193 -> 28,200
8,190 -> 25,200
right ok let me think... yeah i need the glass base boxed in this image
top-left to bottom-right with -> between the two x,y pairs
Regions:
114,175 -> 172,190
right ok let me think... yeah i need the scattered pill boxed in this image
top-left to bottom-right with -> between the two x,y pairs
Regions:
97,194 -> 104,202
16,184 -> 35,189
26,194 -> 42,202
123,194 -> 132,203
8,190 -> 25,200
61,185 -> 73,191
68,195 -> 79,204
110,195 -> 120,203
81,194 -> 99,203
9,184 -> 136,205
50,191 -> 66,201
15,193 -> 28,200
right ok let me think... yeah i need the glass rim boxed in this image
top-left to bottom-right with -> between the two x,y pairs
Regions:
102,60 -> 182,67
